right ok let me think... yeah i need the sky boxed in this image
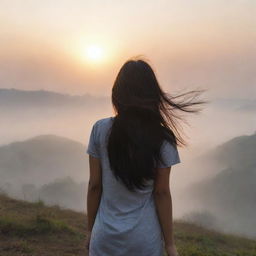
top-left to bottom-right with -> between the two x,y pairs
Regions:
0,0 -> 255,98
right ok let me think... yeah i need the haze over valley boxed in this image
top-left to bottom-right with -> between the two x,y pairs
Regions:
0,88 -> 255,239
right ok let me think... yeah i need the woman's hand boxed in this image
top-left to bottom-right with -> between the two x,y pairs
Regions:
85,231 -> 91,251
165,243 -> 179,256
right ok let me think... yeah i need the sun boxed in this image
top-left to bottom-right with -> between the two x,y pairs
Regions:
72,36 -> 118,66
86,45 -> 103,62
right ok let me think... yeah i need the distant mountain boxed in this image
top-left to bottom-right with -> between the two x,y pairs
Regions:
0,88 -> 109,109
197,132 -> 256,169
208,132 -> 256,169
238,101 -> 256,112
189,132 -> 256,238
0,134 -> 89,187
0,88 -> 112,147
1,88 -> 255,112
210,97 -> 256,112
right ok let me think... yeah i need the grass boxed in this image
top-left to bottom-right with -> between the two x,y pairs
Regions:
0,194 -> 86,256
0,214 -> 76,236
0,193 -> 256,256
173,221 -> 256,256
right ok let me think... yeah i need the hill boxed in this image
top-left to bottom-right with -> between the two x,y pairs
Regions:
207,132 -> 256,170
189,132 -> 256,238
1,194 -> 256,256
0,88 -> 108,109
210,97 -> 256,112
0,134 -> 89,212
0,134 -> 89,187
0,87 -> 112,148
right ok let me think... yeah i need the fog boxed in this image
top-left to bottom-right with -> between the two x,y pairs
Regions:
0,88 -> 255,239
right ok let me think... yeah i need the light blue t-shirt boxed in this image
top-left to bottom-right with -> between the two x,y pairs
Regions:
86,116 -> 181,256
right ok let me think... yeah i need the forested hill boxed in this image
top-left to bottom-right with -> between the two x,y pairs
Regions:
191,132 -> 256,238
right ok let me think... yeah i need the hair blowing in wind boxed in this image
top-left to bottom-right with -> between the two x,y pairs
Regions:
107,57 -> 209,192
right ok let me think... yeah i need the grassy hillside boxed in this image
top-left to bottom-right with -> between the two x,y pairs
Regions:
0,194 -> 256,256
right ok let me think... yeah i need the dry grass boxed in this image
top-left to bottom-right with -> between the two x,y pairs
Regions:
0,194 -> 256,256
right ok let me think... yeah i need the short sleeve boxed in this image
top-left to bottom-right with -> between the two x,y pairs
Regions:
157,140 -> 181,168
86,122 -> 101,159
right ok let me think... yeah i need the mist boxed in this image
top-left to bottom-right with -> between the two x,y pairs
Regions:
0,88 -> 255,239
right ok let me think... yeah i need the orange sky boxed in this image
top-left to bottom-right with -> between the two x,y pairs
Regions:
0,0 -> 255,98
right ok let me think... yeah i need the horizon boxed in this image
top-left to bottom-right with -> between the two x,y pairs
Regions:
1,87 -> 256,101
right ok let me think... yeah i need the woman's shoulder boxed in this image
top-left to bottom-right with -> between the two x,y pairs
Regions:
93,116 -> 115,136
92,117 -> 114,146
94,116 -> 114,127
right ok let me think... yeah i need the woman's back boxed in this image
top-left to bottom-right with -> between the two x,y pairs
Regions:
86,116 -> 181,256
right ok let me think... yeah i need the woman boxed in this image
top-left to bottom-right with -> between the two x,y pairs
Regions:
86,57 -> 207,256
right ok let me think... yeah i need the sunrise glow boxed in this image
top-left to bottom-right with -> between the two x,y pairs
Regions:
85,45 -> 104,62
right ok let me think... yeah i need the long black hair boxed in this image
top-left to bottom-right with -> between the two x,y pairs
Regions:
107,57 -> 208,192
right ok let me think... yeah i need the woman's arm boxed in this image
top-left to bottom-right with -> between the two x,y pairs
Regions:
153,166 -> 178,255
87,155 -> 102,232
